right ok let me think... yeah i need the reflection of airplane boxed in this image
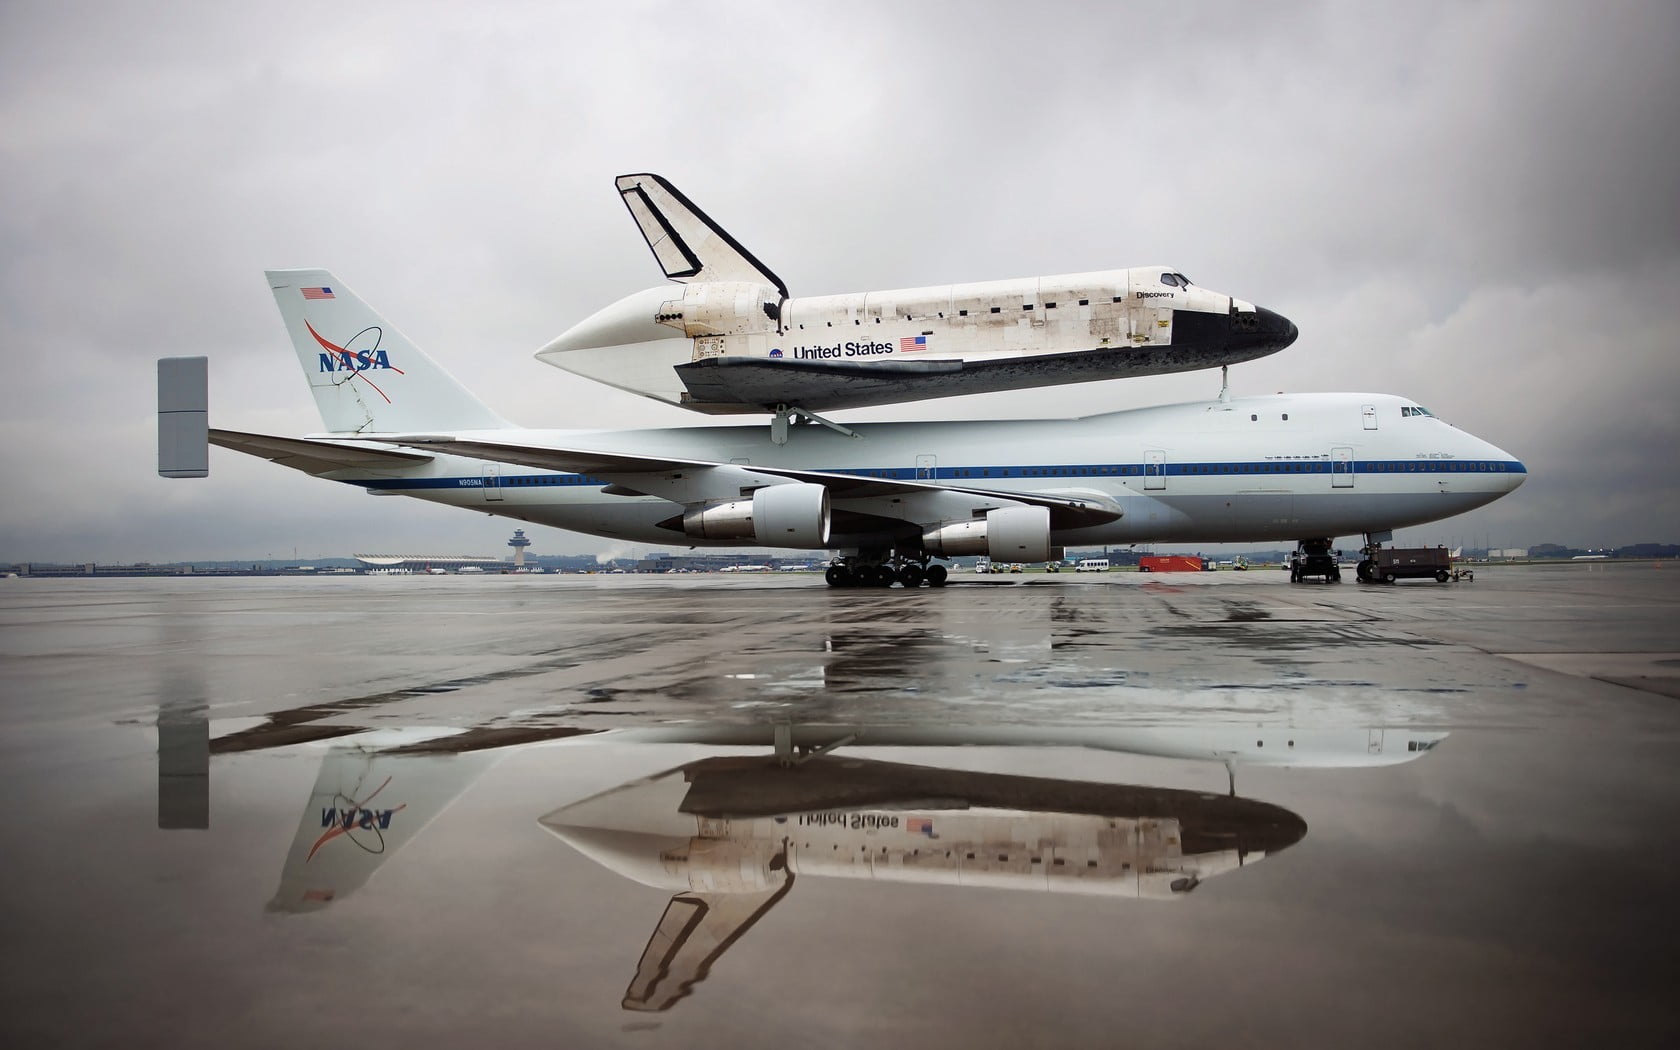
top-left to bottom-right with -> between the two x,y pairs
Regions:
160,270 -> 1524,585
540,724 -> 1447,1012
542,754 -> 1307,1012
536,173 -> 1299,416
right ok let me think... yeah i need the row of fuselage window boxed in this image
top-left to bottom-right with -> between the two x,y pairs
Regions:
484,460 -> 1516,488
796,296 -> 1127,329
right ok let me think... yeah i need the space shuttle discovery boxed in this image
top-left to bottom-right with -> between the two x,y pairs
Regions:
536,174 -> 1299,416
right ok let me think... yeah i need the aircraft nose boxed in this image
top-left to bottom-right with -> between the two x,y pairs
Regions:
1472,436 -> 1527,492
1243,306 -> 1298,352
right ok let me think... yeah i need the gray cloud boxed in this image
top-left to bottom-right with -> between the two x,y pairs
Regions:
2,0 -> 1676,560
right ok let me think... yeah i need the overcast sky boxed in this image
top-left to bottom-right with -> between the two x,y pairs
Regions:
2,0 -> 1676,562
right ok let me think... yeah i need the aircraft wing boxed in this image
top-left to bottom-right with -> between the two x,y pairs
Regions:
393,436 -> 1123,529
211,429 -> 432,475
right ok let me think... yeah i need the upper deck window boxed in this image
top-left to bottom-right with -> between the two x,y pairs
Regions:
1160,273 -> 1182,287
1174,272 -> 1192,286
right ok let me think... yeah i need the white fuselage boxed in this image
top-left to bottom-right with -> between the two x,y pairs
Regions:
334,392 -> 1524,550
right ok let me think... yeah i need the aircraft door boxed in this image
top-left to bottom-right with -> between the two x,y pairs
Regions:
1331,446 -> 1354,488
915,454 -> 937,480
1362,404 -> 1377,430
1145,449 -> 1166,490
482,462 -> 503,501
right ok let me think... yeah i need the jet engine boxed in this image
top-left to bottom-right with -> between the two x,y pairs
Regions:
681,483 -> 831,548
921,506 -> 1051,562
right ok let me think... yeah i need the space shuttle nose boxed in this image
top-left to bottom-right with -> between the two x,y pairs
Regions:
1251,306 -> 1298,351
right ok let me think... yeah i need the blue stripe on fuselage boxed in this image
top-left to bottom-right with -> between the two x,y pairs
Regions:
346,459 -> 1528,491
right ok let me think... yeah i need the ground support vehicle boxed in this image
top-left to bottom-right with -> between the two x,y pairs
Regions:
1288,539 -> 1341,583
1357,546 -> 1454,584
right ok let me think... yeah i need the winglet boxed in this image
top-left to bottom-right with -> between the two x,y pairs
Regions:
614,173 -> 788,298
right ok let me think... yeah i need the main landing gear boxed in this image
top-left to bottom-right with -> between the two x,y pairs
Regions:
1354,529 -> 1393,584
825,553 -> 950,589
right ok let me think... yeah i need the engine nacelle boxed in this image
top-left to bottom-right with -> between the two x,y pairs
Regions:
921,505 -> 1051,562
753,482 -> 831,547
682,483 -> 831,548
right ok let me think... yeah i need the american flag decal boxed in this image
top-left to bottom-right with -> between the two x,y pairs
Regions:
907,817 -> 936,837
899,335 -> 927,352
302,287 -> 335,300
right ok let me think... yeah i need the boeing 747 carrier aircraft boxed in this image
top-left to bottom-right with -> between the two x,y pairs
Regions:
159,269 -> 1525,587
536,174 -> 1299,421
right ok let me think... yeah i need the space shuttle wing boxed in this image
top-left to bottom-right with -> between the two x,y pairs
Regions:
623,884 -> 794,1012
674,355 -> 964,412
391,436 -> 1122,527
211,429 -> 433,475
615,173 -> 788,297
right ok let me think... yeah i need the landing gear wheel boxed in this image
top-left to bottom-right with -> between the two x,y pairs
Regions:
899,564 -> 924,588
926,564 -> 949,587
1356,559 -> 1374,583
825,565 -> 852,588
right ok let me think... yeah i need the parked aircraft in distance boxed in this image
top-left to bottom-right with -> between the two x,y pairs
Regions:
159,269 -> 1524,587
534,173 -> 1299,423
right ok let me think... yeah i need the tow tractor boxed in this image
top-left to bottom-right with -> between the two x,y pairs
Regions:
1356,544 -> 1462,584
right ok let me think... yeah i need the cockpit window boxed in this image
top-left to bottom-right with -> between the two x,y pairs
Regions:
1159,272 -> 1182,288
1174,272 -> 1192,287
1402,405 -> 1435,418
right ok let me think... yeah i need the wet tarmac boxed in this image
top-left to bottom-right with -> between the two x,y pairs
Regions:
2,565 -> 1677,1047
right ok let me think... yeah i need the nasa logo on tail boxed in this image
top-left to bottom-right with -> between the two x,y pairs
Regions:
302,299 -> 406,402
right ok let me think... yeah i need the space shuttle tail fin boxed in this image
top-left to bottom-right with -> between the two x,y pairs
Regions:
622,882 -> 793,1012
613,174 -> 788,298
265,268 -> 511,434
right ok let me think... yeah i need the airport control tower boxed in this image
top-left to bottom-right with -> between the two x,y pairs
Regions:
507,528 -> 532,569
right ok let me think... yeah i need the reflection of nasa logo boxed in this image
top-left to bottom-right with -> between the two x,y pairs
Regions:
769,348 -> 783,359
305,777 -> 408,861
